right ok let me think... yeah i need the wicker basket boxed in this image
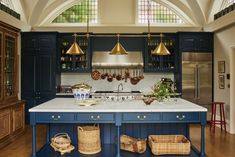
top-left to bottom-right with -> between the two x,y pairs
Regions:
50,133 -> 75,155
120,135 -> 147,154
78,125 -> 101,154
148,135 -> 191,155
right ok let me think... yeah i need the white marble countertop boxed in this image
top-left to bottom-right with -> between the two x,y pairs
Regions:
29,98 -> 207,112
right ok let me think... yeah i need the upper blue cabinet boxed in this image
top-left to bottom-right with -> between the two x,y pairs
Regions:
144,33 -> 179,73
179,32 -> 213,52
59,33 -> 91,73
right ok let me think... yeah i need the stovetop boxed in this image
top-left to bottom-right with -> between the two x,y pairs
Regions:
92,90 -> 142,101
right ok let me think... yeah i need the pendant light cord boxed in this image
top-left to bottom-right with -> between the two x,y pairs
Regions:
147,0 -> 151,40
86,0 -> 89,39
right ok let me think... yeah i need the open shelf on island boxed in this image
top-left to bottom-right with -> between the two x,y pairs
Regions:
37,144 -> 201,157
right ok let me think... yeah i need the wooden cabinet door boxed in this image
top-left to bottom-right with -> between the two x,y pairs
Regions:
0,32 -> 3,101
4,33 -> 17,100
12,104 -> 25,133
0,109 -> 11,140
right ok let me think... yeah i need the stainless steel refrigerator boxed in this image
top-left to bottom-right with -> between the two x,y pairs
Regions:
182,53 -> 212,107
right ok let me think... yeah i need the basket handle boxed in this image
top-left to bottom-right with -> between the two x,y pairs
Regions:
52,133 -> 71,142
53,132 -> 69,138
78,126 -> 84,131
94,124 -> 99,128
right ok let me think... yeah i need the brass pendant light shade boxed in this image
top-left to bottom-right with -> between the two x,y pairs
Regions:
151,33 -> 171,55
66,33 -> 84,55
152,42 -> 171,55
110,34 -> 127,55
66,42 -> 84,55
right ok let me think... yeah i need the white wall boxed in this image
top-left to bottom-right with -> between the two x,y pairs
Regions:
99,0 -> 135,25
214,23 -> 235,133
61,73 -> 174,94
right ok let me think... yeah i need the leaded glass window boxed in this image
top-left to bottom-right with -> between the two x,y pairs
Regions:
53,0 -> 97,23
138,0 -> 184,24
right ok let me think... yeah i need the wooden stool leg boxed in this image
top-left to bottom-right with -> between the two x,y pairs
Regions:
220,104 -> 223,131
213,104 -> 216,133
210,104 -> 214,130
222,103 -> 227,132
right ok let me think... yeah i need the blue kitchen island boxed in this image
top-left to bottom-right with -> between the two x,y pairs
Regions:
29,98 -> 207,157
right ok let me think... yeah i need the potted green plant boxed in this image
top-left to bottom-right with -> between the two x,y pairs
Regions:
149,79 -> 178,102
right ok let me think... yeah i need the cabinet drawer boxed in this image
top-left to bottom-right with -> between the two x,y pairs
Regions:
77,113 -> 114,122
123,113 -> 161,122
36,113 -> 75,122
162,112 -> 199,122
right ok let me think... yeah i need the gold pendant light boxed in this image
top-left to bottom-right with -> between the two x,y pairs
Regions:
152,33 -> 170,55
66,33 -> 84,55
110,34 -> 127,55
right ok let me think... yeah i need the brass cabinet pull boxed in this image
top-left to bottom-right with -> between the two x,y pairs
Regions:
51,115 -> 61,120
91,115 -> 100,120
137,115 -> 147,120
176,115 -> 186,120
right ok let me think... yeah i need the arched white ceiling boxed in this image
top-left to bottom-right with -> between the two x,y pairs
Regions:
11,0 -> 228,28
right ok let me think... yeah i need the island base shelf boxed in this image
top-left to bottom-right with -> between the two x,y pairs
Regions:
36,144 -> 201,157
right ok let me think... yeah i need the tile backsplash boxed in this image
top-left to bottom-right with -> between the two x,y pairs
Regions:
61,73 -> 174,94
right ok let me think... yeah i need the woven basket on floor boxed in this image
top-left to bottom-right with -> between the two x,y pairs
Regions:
148,135 -> 191,155
120,135 -> 147,154
78,125 -> 101,154
50,133 -> 75,155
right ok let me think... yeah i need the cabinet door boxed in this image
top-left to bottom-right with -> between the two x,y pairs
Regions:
12,103 -> 25,133
179,35 -> 197,52
4,33 -> 17,98
36,53 -> 56,103
0,32 -> 3,100
0,109 -> 11,140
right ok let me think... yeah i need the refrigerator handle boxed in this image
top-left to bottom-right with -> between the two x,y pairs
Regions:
194,66 -> 198,100
197,66 -> 200,99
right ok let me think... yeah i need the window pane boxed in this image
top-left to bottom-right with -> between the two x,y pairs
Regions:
53,0 -> 97,23
138,0 -> 184,24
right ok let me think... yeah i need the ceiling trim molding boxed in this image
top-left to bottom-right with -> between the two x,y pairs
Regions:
31,25 -> 203,33
204,10 -> 235,32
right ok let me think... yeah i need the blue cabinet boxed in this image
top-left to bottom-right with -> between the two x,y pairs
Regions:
30,111 -> 207,157
21,32 -> 60,123
144,33 -> 179,73
59,33 -> 91,73
179,32 -> 213,52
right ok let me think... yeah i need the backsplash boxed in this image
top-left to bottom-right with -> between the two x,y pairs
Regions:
61,73 -> 174,94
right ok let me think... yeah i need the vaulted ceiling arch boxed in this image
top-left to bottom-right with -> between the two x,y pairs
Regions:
6,0 -> 230,29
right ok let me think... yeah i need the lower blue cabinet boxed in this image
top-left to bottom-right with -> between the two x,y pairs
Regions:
36,113 -> 75,122
76,113 -> 115,123
122,113 -> 161,122
162,112 -> 200,122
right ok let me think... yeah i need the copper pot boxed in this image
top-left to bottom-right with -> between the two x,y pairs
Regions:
107,69 -> 113,82
130,69 -> 139,85
116,69 -> 122,81
101,69 -> 106,79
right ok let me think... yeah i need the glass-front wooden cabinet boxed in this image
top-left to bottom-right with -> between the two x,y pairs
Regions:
0,32 -> 2,100
0,22 -> 18,103
0,21 -> 25,149
5,34 -> 16,97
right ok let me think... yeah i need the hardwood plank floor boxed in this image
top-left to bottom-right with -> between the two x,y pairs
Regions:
0,125 -> 233,157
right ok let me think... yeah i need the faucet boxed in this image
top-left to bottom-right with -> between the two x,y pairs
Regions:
117,83 -> 123,101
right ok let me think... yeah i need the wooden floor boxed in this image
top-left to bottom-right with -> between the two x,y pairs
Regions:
0,124 -> 233,157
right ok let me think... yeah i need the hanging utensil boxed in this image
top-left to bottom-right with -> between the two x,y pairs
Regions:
107,69 -> 113,82
101,69 -> 106,79
116,68 -> 122,81
91,69 -> 101,80
140,68 -> 144,79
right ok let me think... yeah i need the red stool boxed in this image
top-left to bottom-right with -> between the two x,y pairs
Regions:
210,102 -> 226,132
